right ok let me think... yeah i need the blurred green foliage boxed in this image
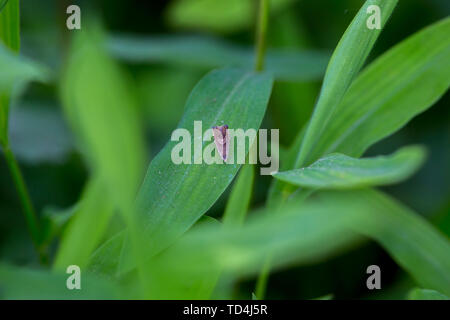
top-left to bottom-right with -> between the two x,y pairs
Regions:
0,0 -> 449,300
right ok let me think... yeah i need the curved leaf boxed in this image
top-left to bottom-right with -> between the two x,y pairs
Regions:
135,68 -> 273,257
144,189 -> 450,299
273,146 -> 426,189
294,0 -> 398,168
305,17 -> 450,163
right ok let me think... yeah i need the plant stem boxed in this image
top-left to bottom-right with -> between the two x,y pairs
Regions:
255,253 -> 272,298
254,0 -> 270,71
2,143 -> 47,264
253,0 -> 271,298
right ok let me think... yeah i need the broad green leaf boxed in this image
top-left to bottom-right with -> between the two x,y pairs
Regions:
60,28 -> 146,212
143,189 -> 450,299
108,34 -> 329,82
273,146 -> 426,189
166,0 -> 294,34
304,17 -> 450,164
56,28 -> 146,270
0,264 -> 118,299
184,164 -> 255,298
294,0 -> 398,168
134,68 -> 272,257
222,164 -> 254,227
408,288 -> 449,300
140,194 -> 361,299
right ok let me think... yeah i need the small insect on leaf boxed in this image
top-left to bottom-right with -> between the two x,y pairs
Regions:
212,124 -> 229,161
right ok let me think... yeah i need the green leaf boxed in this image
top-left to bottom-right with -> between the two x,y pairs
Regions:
140,194 -> 361,299
408,288 -> 449,300
108,34 -> 329,82
60,28 -> 146,212
304,17 -> 450,164
134,68 -> 272,257
144,189 -> 450,299
166,0 -> 294,34
0,0 -> 19,53
56,27 -> 146,270
273,146 -> 426,189
53,180 -> 114,270
294,0 -> 398,168
222,164 -> 254,227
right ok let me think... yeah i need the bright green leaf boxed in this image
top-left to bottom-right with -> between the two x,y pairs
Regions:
144,189 -> 450,299
305,17 -> 450,164
56,27 -> 146,271
294,0 -> 398,168
0,0 -> 19,52
273,146 -> 426,189
134,67 -> 272,257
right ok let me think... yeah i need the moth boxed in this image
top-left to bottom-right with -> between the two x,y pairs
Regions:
212,124 -> 229,161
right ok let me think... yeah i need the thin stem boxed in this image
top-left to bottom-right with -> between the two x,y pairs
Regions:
255,254 -> 272,299
2,144 -> 47,264
254,0 -> 270,71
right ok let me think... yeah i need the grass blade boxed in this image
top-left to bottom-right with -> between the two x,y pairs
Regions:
294,0 -> 398,168
407,288 -> 449,300
273,146 -> 426,189
53,180 -> 114,270
305,17 -> 450,162
57,27 -> 146,269
146,188 -> 450,299
134,68 -> 272,258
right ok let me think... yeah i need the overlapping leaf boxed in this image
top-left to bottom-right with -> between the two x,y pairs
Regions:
134,68 -> 273,258
294,0 -> 398,168
273,146 -> 426,189
304,17 -> 450,164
